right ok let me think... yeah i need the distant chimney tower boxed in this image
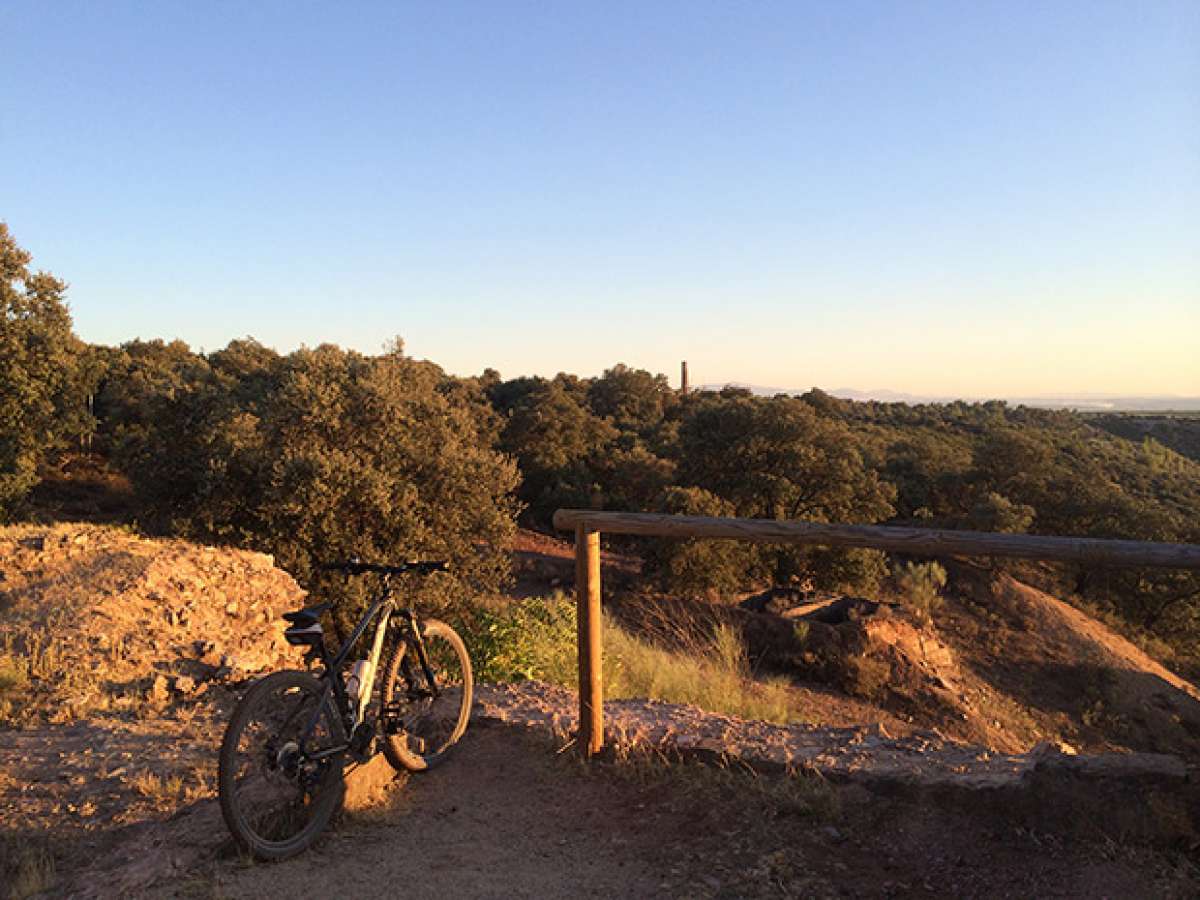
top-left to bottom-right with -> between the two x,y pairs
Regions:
680,361 -> 689,394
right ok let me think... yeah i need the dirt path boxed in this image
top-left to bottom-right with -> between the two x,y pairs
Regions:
152,724 -> 1198,900
170,726 -> 671,899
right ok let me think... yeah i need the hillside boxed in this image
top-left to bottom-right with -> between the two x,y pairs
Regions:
932,568 -> 1200,756
2,523 -> 1198,897
1090,413 -> 1200,463
710,566 -> 1200,758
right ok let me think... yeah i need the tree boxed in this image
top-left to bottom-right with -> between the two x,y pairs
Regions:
113,340 -> 521,609
972,428 -> 1054,496
590,440 -> 676,513
642,486 -> 761,598
497,380 -> 617,523
671,394 -> 895,592
967,491 -> 1035,534
0,223 -> 87,518
678,394 -> 895,526
586,364 -> 673,436
882,433 -> 974,521
95,338 -> 214,455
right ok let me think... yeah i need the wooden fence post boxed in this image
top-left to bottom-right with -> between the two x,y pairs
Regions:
575,526 -> 604,756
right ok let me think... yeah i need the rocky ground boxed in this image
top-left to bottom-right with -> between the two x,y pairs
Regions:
616,567 -> 1200,760
474,682 -> 1190,793
0,523 -> 303,897
0,522 -> 305,725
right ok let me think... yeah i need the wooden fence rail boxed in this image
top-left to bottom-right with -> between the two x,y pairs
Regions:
552,508 -> 1200,756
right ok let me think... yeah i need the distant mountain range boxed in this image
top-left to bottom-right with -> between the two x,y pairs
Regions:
698,384 -> 1200,412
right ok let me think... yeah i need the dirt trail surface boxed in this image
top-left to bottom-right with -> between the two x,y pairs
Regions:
194,726 -> 668,900
181,723 -> 1198,900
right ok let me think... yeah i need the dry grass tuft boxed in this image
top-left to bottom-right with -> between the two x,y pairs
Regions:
605,619 -> 801,724
131,770 -> 186,807
0,835 -> 57,900
469,594 -> 806,723
0,655 -> 27,694
163,866 -> 233,900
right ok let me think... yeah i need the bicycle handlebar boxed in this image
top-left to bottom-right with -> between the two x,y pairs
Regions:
319,559 -> 449,577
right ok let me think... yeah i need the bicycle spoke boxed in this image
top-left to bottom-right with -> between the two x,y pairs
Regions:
380,620 -> 472,770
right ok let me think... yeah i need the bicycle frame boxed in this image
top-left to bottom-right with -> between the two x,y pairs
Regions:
298,582 -> 439,758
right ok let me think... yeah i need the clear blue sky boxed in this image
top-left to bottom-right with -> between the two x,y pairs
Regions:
3,1 -> 1197,397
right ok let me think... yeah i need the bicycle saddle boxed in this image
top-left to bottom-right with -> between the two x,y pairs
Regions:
282,602 -> 332,626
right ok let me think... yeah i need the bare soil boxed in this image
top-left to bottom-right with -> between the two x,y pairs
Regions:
933,566 -> 1200,758
6,683 -> 1197,898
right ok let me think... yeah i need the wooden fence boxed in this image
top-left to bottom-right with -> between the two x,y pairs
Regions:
551,508 -> 1200,756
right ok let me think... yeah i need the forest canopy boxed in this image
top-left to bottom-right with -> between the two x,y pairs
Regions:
3,223 -> 1199,668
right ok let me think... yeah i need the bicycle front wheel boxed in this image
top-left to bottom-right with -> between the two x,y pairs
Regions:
380,619 -> 473,772
218,670 -> 346,859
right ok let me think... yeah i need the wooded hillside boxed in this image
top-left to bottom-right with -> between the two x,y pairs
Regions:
3,223 -> 1198,674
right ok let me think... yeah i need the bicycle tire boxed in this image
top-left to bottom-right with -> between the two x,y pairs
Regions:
218,670 -> 346,859
380,619 -> 473,772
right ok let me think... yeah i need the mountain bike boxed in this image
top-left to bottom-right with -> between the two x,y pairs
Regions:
218,559 -> 473,859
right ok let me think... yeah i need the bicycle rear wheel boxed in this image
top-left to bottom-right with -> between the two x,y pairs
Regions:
380,619 -> 472,772
218,670 -> 346,859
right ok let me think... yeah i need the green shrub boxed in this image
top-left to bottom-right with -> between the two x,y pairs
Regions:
893,560 -> 948,626
466,593 -> 578,685
642,486 -> 760,599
